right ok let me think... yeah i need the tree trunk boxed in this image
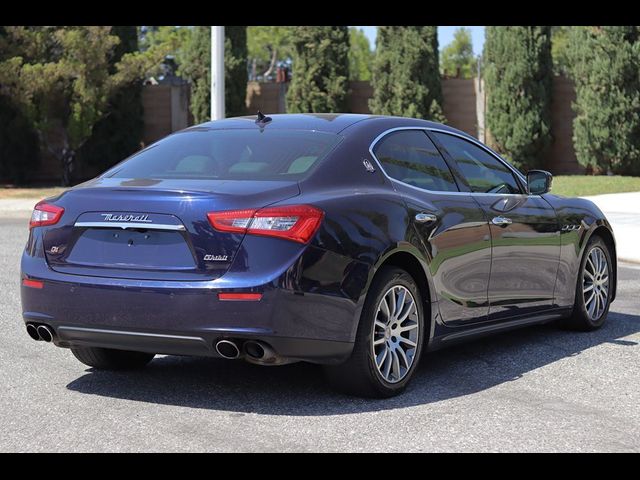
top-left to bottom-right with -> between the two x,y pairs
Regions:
61,148 -> 75,187
251,58 -> 257,81
263,48 -> 278,79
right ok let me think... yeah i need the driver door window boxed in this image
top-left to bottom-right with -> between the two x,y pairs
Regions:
432,132 -> 522,194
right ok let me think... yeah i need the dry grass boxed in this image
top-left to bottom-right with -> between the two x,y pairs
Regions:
0,187 -> 67,200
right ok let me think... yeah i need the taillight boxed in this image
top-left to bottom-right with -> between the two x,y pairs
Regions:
29,201 -> 64,229
207,205 -> 324,244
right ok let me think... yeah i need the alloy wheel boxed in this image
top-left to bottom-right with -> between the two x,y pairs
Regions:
583,246 -> 610,321
371,285 -> 420,383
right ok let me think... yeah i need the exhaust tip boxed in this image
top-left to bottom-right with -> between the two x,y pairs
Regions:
36,325 -> 53,343
26,324 -> 41,341
215,339 -> 240,359
244,341 -> 266,359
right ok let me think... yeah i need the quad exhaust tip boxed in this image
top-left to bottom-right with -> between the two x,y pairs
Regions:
36,325 -> 53,342
26,323 -> 54,342
244,340 -> 277,363
215,339 -> 240,359
26,323 -> 41,341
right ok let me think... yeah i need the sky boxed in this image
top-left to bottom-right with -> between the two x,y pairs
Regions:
353,26 -> 486,56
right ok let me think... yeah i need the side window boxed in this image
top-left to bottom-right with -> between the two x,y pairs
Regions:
373,130 -> 459,192
432,132 -> 522,194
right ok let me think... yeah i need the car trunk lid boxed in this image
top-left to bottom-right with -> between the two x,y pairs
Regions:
42,178 -> 300,281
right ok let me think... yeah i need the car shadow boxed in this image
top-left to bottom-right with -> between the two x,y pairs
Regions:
66,311 -> 640,415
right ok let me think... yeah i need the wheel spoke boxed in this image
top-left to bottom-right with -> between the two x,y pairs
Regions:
598,250 -> 606,275
598,290 -> 606,314
398,336 -> 417,348
383,349 -> 392,379
586,256 -> 596,275
396,300 -> 415,323
376,345 -> 388,368
380,297 -> 390,321
395,288 -> 406,317
584,290 -> 595,307
587,292 -> 596,317
374,320 -> 387,331
583,283 -> 594,294
388,289 -> 397,320
396,346 -> 410,369
398,322 -> 418,333
390,349 -> 401,381
373,337 -> 386,346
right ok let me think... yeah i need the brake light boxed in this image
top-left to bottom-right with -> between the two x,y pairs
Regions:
29,201 -> 64,229
207,205 -> 324,244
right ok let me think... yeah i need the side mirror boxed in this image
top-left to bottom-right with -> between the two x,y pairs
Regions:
527,170 -> 553,195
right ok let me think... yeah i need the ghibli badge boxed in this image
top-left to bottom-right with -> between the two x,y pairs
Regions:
203,254 -> 228,262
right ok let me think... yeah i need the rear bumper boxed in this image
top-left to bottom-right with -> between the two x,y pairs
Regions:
21,245 -> 363,364
51,325 -> 353,364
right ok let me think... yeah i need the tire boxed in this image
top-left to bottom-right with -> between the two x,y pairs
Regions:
562,235 -> 613,331
71,347 -> 155,370
324,266 -> 426,398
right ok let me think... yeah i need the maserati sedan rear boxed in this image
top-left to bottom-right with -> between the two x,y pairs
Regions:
21,113 -> 617,397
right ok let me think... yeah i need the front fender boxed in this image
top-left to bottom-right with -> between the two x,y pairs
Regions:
543,194 -> 617,306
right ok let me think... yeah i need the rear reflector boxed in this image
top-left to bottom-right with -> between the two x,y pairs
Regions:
218,293 -> 263,301
22,279 -> 44,289
207,205 -> 324,244
29,201 -> 64,229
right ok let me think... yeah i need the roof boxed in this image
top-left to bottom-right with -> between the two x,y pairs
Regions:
194,113 -> 376,134
190,113 -> 465,137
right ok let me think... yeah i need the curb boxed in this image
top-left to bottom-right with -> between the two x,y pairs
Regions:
618,258 -> 640,266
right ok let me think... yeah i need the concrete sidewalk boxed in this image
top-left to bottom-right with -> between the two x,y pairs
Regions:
0,198 -> 38,219
582,192 -> 640,264
1,192 -> 638,262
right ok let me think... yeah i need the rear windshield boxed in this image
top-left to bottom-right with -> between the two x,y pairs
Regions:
106,129 -> 342,180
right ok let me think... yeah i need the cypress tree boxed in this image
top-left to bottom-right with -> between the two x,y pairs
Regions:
180,26 -> 211,124
369,26 -> 444,121
181,26 -> 249,122
566,26 -> 640,175
76,26 -> 144,174
484,26 -> 553,171
225,26 -> 248,117
286,26 -> 350,113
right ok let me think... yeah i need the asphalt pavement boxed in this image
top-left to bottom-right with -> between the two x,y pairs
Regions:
0,216 -> 638,452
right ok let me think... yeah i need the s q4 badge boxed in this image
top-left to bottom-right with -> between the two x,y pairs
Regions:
204,254 -> 228,262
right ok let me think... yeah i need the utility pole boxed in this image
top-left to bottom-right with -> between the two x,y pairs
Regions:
211,26 -> 225,120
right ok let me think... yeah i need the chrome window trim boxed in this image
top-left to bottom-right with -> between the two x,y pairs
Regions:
74,221 -> 186,231
368,126 -> 530,197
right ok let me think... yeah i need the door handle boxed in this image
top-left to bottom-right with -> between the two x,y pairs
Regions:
492,216 -> 512,227
415,213 -> 437,224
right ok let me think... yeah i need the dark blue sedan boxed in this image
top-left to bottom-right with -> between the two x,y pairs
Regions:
21,114 -> 617,397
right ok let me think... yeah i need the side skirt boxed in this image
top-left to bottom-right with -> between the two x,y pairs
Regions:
427,307 -> 573,352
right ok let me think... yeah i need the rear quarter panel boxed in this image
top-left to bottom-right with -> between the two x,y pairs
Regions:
292,120 -> 437,340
